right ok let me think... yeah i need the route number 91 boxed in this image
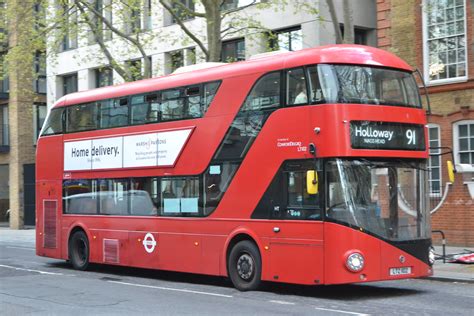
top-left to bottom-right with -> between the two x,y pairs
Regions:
406,129 -> 416,145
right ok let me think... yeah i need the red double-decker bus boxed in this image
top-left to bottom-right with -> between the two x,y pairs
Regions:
36,45 -> 434,291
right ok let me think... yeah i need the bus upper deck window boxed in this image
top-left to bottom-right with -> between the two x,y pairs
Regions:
307,66 -> 324,103
161,89 -> 185,121
243,72 -> 281,111
286,68 -> 308,106
131,93 -> 160,125
41,108 -> 64,136
203,82 -> 220,110
67,103 -> 98,132
99,99 -> 128,128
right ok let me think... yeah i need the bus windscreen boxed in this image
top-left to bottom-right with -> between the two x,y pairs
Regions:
316,65 -> 421,108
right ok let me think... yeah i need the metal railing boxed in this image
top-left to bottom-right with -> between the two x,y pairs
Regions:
432,230 -> 446,263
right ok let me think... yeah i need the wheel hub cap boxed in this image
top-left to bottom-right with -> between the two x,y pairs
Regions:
237,254 -> 253,280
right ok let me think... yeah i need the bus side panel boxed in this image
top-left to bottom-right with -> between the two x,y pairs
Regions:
200,234 -> 226,275
324,222 -> 381,284
265,221 -> 324,285
36,134 -> 64,259
36,135 -> 64,181
129,230 -> 160,269
92,229 -> 130,266
36,180 -> 63,259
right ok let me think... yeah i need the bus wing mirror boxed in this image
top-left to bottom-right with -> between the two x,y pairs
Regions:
447,160 -> 455,183
306,170 -> 318,195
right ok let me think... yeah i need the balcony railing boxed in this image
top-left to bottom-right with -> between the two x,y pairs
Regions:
0,123 -> 9,152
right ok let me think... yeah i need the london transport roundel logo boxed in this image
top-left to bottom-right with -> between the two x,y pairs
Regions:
142,233 -> 156,253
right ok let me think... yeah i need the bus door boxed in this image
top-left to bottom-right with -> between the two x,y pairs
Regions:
267,161 -> 324,285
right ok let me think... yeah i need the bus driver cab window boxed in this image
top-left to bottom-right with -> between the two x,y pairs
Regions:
285,167 -> 320,220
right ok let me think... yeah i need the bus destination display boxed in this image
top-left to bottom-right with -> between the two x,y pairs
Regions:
350,121 -> 425,150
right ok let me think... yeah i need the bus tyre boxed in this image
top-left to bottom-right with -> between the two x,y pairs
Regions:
228,241 -> 261,291
69,231 -> 90,271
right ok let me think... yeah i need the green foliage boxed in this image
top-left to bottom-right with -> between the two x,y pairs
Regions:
2,0 -> 321,84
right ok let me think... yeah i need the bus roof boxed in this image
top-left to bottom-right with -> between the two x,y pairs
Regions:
52,44 -> 413,108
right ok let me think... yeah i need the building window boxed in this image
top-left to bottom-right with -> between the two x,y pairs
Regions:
0,105 -> 8,148
126,59 -> 142,81
33,103 -> 47,142
428,124 -> 442,195
143,0 -> 152,30
423,0 -> 467,83
60,0 -> 78,51
221,0 -> 257,11
269,26 -> 302,52
103,0 -> 113,40
454,120 -> 474,165
166,50 -> 184,74
0,53 -> 8,93
171,0 -> 195,24
340,25 -> 369,45
122,0 -> 142,34
88,0 -> 113,43
0,164 -> 9,221
62,73 -> 78,96
222,38 -> 245,62
34,52 -> 46,94
95,67 -> 113,88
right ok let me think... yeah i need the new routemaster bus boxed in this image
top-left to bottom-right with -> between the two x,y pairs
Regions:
36,45 -> 434,291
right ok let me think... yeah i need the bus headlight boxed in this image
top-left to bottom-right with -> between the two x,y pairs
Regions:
429,247 -> 436,266
346,252 -> 365,272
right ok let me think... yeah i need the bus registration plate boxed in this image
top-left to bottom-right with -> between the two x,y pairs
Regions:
389,267 -> 412,276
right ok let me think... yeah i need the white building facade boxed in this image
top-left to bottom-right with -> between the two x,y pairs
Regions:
47,0 -> 376,107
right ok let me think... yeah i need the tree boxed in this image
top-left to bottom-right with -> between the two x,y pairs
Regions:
159,0 -> 262,62
45,0 -> 290,80
326,0 -> 354,44
52,0 -> 154,81
160,0 -> 317,62
5,1 -> 318,84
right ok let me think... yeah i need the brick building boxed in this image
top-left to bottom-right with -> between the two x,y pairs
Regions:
377,0 -> 473,246
0,0 -> 47,228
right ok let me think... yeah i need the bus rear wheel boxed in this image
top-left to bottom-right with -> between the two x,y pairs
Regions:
69,230 -> 90,271
228,240 -> 261,291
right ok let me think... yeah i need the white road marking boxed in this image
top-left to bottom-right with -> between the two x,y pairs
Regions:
269,300 -> 295,305
0,264 -> 68,276
6,246 -> 35,250
314,307 -> 370,315
108,280 -> 233,298
0,258 -> 44,265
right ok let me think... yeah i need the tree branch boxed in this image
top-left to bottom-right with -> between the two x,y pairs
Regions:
167,0 -> 206,18
342,0 -> 354,44
159,0 -> 209,59
325,0 -> 342,44
221,0 -> 258,18
74,0 -> 132,81
221,25 -> 266,39
76,0 -> 151,78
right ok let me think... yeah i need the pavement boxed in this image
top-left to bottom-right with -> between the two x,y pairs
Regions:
430,245 -> 474,284
0,226 -> 472,284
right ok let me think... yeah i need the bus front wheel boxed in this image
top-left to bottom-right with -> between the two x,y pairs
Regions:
69,230 -> 90,271
228,240 -> 261,291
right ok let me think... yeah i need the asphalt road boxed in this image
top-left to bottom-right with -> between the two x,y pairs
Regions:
1,229 -> 473,315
